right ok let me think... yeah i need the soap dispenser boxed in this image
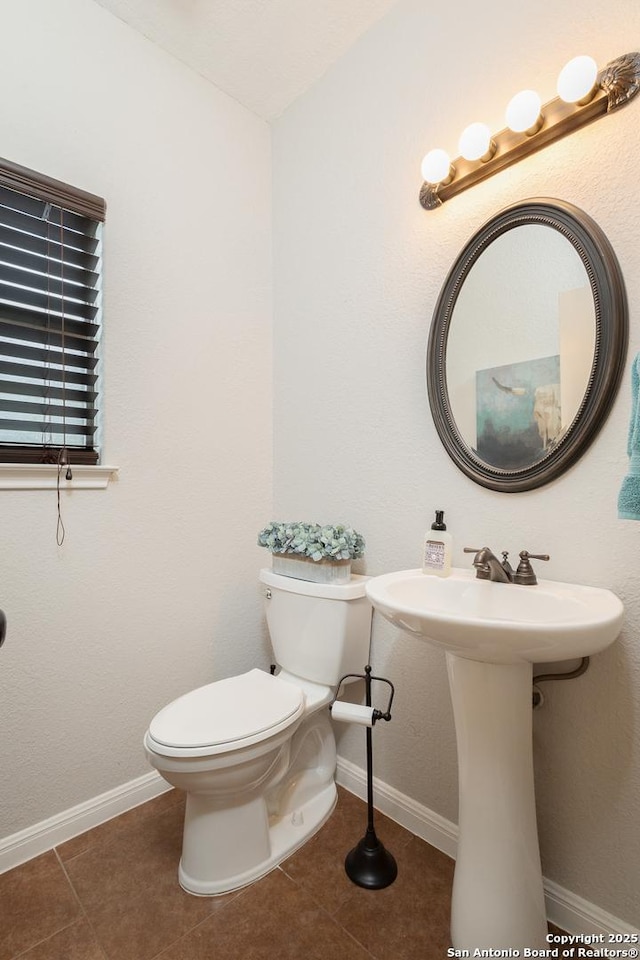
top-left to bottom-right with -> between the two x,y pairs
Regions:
422,510 -> 452,577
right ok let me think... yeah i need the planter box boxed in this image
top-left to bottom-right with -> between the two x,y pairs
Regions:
272,553 -> 352,585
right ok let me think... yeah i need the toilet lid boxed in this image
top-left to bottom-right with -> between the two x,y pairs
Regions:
147,669 -> 304,753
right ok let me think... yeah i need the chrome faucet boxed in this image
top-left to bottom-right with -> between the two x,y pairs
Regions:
464,547 -> 550,585
464,547 -> 513,583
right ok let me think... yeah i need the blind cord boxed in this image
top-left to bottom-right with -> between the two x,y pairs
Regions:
42,203 -> 53,449
59,207 -> 71,480
56,450 -> 66,546
56,207 -> 71,545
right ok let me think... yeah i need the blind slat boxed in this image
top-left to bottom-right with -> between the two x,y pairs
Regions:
0,224 -> 98,272
0,417 -> 94,437
0,397 -> 94,421
0,203 -> 98,255
0,310 -> 100,348
0,337 -> 97,372
0,262 -> 99,306
0,241 -> 98,288
0,377 -> 97,405
0,281 -> 98,322
0,184 -> 97,235
0,445 -> 98,463
0,359 -> 97,388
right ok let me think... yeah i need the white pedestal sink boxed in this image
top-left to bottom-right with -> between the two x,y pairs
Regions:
366,567 -> 624,950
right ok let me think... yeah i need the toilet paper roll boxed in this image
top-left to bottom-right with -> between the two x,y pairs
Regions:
330,701 -> 375,726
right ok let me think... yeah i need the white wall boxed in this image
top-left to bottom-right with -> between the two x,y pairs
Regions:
0,0 -> 272,837
273,0 -> 640,926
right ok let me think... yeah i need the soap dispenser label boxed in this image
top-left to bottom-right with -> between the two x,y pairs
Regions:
424,539 -> 445,569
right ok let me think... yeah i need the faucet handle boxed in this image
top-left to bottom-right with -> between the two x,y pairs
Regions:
463,547 -> 485,568
514,550 -> 550,586
501,551 -> 515,577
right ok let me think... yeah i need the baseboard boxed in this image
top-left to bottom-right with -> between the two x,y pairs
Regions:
336,755 -> 459,859
542,879 -> 640,938
336,756 -> 639,938
0,771 -> 171,874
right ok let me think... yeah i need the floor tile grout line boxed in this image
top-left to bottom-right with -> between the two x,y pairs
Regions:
3,850 -> 86,960
53,847 -> 110,960
153,920 -> 209,959
145,883 -> 250,960
144,885 -> 266,960
340,922 -> 381,960
146,914 -> 214,960
9,917 -> 94,960
275,864 -> 381,959
55,829 -> 244,960
55,790 -> 185,869
277,861 -> 360,917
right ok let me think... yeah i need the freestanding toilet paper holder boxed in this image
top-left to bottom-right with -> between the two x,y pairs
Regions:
330,665 -> 397,889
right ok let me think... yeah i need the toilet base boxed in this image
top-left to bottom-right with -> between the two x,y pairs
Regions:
178,782 -> 337,896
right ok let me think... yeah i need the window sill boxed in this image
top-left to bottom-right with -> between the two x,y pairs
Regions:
0,464 -> 119,490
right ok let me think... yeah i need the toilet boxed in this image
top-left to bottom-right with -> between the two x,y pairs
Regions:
144,567 -> 372,896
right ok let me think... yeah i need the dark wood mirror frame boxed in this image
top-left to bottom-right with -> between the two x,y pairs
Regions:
427,198 -> 628,492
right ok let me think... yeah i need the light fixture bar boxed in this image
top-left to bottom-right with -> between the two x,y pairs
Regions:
420,52 -> 640,211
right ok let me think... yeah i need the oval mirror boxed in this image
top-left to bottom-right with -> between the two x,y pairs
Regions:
427,198 -> 628,492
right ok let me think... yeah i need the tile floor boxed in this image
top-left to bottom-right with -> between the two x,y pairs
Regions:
1,787 -> 456,960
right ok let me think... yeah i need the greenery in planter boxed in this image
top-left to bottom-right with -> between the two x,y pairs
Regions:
257,521 -> 365,562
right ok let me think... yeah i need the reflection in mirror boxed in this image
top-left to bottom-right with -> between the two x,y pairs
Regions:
446,224 -> 595,469
427,199 -> 628,492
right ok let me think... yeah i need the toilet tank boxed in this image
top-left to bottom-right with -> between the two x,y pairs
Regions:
259,568 -> 372,686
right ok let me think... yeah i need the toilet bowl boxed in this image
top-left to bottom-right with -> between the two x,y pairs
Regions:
144,568 -> 372,896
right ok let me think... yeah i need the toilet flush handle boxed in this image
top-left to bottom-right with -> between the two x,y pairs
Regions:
264,588 -> 272,599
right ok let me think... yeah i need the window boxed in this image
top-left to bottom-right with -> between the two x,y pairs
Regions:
0,157 -> 105,465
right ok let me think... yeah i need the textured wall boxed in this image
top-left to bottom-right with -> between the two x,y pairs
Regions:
273,0 -> 640,925
0,0 -> 272,837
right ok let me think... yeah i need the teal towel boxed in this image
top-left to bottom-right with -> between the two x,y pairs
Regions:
618,353 -> 640,519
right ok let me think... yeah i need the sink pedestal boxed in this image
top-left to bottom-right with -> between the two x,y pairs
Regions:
447,653 -> 548,950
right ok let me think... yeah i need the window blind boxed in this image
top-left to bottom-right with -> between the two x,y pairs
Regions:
0,158 -> 105,465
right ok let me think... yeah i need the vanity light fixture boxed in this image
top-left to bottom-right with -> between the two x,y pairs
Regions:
419,51 -> 640,210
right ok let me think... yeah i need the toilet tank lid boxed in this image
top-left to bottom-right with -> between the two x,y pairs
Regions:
259,568 -> 369,599
147,669 -> 304,752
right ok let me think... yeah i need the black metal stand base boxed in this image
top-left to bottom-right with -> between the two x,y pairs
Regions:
345,827 -> 398,889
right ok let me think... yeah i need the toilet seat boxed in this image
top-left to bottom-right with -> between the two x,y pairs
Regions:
146,669 -> 305,758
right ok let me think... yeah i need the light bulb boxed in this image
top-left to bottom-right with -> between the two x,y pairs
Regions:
421,149 -> 454,185
557,55 -> 598,104
505,90 -> 543,135
458,122 -> 495,162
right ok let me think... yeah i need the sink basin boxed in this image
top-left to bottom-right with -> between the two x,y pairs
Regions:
365,567 -> 624,663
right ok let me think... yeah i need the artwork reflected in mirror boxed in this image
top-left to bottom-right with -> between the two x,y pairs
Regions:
427,200 -> 627,492
476,355 -> 561,468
